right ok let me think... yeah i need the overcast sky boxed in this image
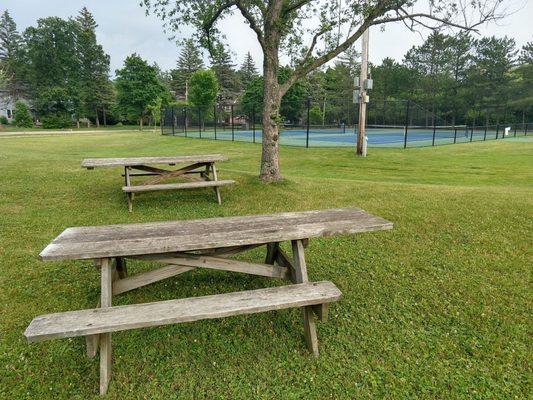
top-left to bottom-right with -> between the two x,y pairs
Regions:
3,0 -> 532,75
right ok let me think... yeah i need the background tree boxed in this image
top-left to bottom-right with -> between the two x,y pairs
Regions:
24,17 -> 82,127
0,10 -> 25,100
13,100 -> 33,128
170,38 -> 204,101
210,43 -> 240,101
115,53 -> 168,129
238,51 -> 258,84
143,0 -> 503,182
76,7 -> 112,127
188,69 -> 219,129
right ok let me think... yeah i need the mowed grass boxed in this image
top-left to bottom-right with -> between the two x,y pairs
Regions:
0,132 -> 531,399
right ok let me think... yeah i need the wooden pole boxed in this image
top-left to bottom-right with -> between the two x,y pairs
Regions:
357,26 -> 369,156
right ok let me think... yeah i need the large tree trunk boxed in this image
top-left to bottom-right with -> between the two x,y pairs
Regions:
260,43 -> 282,182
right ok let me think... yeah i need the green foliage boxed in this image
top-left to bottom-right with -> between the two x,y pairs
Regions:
238,51 -> 258,83
24,17 -> 82,116
241,67 -> 307,122
41,112 -> 71,129
13,101 -> 33,127
75,7 -> 113,125
0,115 -> 8,125
115,53 -> 169,126
210,43 -> 240,100
0,10 -> 25,98
309,105 -> 323,125
170,38 -> 204,100
188,69 -> 219,111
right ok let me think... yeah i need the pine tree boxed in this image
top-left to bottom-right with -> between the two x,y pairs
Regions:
0,10 -> 25,99
519,42 -> 533,64
210,43 -> 239,100
75,7 -> 112,127
238,51 -> 258,83
170,39 -> 204,101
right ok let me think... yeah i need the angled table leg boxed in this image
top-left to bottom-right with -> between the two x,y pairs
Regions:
210,163 -> 222,205
265,242 -> 280,265
99,258 -> 113,395
291,239 -> 319,356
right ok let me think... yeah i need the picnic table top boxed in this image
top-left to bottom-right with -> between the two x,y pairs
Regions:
81,155 -> 228,168
39,207 -> 393,261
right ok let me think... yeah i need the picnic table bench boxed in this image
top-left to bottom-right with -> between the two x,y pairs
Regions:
25,208 -> 393,395
81,155 -> 234,211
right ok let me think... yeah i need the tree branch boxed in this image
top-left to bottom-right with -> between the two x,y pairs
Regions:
235,1 -> 265,48
282,0 -> 313,16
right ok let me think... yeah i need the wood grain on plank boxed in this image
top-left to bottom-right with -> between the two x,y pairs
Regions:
122,180 -> 235,193
24,281 -> 342,342
81,155 -> 228,168
39,208 -> 393,261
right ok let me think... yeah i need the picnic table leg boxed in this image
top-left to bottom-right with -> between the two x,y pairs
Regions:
124,166 -> 133,212
265,242 -> 280,265
210,163 -> 222,205
115,257 -> 128,279
291,239 -> 319,357
99,258 -> 113,395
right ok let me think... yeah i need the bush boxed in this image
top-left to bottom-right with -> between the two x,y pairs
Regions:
0,115 -> 8,125
13,101 -> 34,128
41,113 -> 72,129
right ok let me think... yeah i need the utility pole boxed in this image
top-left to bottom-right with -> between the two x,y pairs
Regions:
356,25 -> 370,156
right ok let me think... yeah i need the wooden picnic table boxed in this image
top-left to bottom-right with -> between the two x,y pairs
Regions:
27,207 -> 393,395
81,155 -> 234,212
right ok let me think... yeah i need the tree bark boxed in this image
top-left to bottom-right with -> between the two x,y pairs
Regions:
95,107 -> 100,128
140,117 -> 143,131
259,5 -> 283,182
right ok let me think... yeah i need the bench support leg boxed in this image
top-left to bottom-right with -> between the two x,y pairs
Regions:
291,239 -> 319,356
265,242 -> 280,265
210,163 -> 222,205
124,167 -> 133,212
115,257 -> 128,279
99,258 -> 113,395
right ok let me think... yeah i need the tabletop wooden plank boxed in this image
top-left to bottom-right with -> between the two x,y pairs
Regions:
81,155 -> 228,168
40,208 -> 393,261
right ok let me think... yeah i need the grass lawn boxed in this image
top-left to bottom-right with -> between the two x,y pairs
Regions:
1,132 -> 531,399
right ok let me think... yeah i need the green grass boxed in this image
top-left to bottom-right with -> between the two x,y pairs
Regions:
1,132 -> 531,399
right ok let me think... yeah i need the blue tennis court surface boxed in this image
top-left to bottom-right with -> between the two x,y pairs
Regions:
175,126 -> 481,147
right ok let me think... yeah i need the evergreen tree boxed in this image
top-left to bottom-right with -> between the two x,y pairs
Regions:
519,42 -> 533,64
13,100 -> 33,127
469,36 -> 517,122
210,43 -> 240,100
0,10 -> 25,100
170,39 -> 204,101
75,7 -> 112,127
238,52 -> 258,83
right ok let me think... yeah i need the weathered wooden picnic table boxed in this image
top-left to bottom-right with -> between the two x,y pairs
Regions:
25,207 -> 393,395
81,155 -> 234,211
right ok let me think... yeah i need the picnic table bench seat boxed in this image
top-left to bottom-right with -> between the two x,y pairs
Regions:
122,179 -> 235,193
25,281 -> 341,343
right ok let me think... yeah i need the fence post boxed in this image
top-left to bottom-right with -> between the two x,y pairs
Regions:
306,98 -> 311,148
252,105 -> 256,143
184,107 -> 187,137
171,107 -> 175,136
432,124 -> 436,146
231,104 -> 235,141
403,100 -> 410,149
453,126 -> 457,144
198,107 -> 202,138
214,104 -> 217,140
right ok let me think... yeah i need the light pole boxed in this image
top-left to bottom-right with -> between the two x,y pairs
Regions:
355,25 -> 372,156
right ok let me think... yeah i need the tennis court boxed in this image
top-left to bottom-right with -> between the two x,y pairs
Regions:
167,124 -> 486,148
